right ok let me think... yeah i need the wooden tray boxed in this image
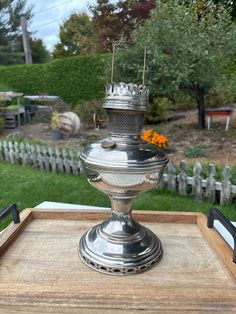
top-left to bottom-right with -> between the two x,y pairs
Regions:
0,208 -> 235,313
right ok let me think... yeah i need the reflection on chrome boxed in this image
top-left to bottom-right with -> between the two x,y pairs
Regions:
78,82 -> 168,275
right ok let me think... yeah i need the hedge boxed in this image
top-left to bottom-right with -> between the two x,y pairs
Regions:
0,54 -> 109,106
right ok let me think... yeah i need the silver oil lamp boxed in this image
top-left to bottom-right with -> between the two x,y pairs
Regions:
79,82 -> 168,275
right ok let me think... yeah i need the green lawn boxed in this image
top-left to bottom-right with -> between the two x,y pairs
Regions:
0,162 -> 235,230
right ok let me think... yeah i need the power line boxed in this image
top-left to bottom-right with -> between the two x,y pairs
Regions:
34,18 -> 62,29
32,0 -> 91,31
34,0 -> 77,16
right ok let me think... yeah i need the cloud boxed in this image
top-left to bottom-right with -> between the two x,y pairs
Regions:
29,0 -> 95,51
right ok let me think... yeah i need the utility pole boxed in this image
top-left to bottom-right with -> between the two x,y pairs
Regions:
20,16 -> 32,64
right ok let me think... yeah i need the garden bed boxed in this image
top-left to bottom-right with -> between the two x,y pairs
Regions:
1,109 -> 236,165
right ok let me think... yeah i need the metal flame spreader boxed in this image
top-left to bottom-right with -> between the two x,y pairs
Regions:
79,82 -> 168,275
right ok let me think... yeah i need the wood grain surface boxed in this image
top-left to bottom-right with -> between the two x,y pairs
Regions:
0,209 -> 235,313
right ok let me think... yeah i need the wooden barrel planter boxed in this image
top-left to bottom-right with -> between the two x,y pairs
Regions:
2,107 -> 26,129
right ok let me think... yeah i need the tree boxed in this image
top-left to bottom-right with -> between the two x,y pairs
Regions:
30,38 -> 50,63
90,0 -> 120,52
90,0 -> 156,52
116,0 -> 236,128
179,1 -> 236,21
53,13 -> 97,58
0,0 -> 33,65
212,0 -> 236,21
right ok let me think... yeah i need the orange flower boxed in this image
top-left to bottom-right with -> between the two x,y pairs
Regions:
141,129 -> 168,149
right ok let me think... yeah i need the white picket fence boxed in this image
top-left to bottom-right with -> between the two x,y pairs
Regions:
0,140 -> 235,205
159,160 -> 236,205
0,141 -> 81,175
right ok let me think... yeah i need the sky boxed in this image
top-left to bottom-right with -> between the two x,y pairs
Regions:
29,0 -> 96,51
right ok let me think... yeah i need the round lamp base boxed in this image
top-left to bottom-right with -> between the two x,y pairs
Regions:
78,212 -> 163,275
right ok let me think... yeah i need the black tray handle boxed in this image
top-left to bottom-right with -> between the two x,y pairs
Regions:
208,208 -> 236,263
0,204 -> 20,224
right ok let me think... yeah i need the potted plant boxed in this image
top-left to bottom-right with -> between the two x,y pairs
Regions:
50,111 -> 61,140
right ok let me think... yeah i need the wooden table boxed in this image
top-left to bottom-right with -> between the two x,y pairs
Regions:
205,107 -> 234,131
0,208 -> 235,313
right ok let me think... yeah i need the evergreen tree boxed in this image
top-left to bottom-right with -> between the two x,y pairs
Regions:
30,38 -> 50,64
0,0 -> 32,65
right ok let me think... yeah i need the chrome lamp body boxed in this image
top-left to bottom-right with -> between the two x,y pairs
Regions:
79,82 -> 168,275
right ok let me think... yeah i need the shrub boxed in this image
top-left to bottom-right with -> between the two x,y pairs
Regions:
0,82 -> 12,92
146,97 -> 171,123
185,146 -> 207,158
73,99 -> 106,128
50,111 -> 61,130
171,93 -> 196,111
0,54 -> 109,106
206,55 -> 236,107
206,77 -> 236,107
